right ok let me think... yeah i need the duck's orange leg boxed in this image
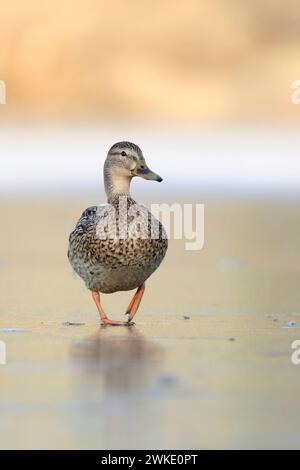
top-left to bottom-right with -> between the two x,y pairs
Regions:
91,290 -> 127,326
125,283 -> 145,323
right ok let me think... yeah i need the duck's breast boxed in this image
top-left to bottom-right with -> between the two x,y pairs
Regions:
68,202 -> 168,293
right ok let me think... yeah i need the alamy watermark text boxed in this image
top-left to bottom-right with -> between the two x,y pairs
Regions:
0,80 -> 6,104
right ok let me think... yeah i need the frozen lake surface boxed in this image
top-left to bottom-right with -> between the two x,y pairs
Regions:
1,198 -> 300,449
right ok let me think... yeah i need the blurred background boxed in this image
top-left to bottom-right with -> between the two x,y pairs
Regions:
1,0 -> 300,196
1,0 -> 300,450
1,0 -> 300,121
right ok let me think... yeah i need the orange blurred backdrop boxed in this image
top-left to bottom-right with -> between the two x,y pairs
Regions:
1,0 -> 300,122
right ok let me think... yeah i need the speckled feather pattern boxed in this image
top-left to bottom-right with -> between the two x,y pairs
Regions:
68,196 -> 168,293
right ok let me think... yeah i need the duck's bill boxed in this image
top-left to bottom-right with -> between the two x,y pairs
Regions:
133,167 -> 163,182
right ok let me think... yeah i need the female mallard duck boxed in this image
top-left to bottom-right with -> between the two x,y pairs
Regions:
68,142 -> 168,325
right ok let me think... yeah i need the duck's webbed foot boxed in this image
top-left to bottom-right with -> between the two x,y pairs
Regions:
102,318 -> 128,326
91,290 -> 128,326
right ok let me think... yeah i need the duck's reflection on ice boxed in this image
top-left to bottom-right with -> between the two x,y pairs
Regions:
71,326 -> 164,447
72,326 -> 162,394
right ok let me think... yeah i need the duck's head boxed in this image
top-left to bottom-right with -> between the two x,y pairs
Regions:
104,142 -> 163,199
106,142 -> 162,182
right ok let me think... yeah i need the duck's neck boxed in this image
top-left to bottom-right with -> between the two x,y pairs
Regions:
104,166 -> 132,203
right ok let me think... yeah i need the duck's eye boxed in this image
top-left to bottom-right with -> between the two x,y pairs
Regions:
140,165 -> 145,169
121,151 -> 127,156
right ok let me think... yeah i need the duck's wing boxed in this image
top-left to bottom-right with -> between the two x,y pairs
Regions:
69,205 -> 107,239
68,204 -> 109,262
